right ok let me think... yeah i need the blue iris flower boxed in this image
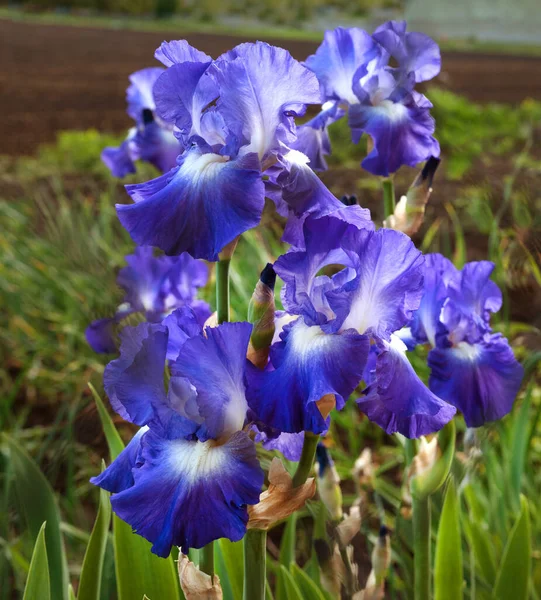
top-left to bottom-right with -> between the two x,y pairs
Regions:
102,68 -> 182,177
91,308 -> 264,557
407,254 -> 523,427
303,21 -> 441,176
247,213 -> 455,438
85,247 -> 210,354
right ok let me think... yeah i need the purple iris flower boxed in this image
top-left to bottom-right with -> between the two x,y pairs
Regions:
408,254 -> 523,427
115,39 -> 342,261
304,22 -> 441,176
247,214 -> 455,437
102,68 -> 181,178
85,247 -> 211,354
91,308 -> 264,557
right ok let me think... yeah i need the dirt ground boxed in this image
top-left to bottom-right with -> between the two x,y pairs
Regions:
1,18 -> 541,156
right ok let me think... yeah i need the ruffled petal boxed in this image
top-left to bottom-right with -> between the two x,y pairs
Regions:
330,228 -> 425,340
247,318 -> 369,434
153,62 -> 218,143
304,27 -> 384,104
210,42 -> 320,160
373,21 -> 441,83
90,427 -> 147,493
108,429 -> 263,556
441,261 -> 502,345
154,40 -> 212,67
348,88 -> 440,177
410,253 -> 458,347
117,145 -> 265,261
428,334 -> 523,427
170,322 -> 253,440
358,337 -> 455,437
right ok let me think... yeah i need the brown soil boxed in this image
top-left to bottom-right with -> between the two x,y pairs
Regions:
1,19 -> 541,156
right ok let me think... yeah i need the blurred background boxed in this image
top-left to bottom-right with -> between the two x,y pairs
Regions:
1,0 -> 541,598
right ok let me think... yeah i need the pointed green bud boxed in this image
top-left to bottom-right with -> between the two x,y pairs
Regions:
316,443 -> 343,522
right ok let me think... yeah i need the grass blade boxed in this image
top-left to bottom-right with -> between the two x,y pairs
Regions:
88,383 -> 124,460
23,522 -> 50,600
78,462 -> 112,600
3,434 -> 68,600
434,478 -> 463,599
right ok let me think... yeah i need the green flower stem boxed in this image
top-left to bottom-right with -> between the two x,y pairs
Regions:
382,178 -> 396,220
292,431 -> 319,487
336,531 -> 355,598
200,542 -> 215,580
243,528 -> 267,600
412,495 -> 431,600
216,258 -> 231,324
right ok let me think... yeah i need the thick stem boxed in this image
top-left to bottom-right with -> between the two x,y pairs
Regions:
412,495 -> 431,600
292,431 -> 319,488
200,542 -> 215,580
216,259 -> 231,324
382,178 -> 396,220
243,528 -> 266,600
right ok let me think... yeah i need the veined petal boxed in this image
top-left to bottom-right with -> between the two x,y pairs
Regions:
108,429 -> 263,557
154,40 -> 212,67
210,42 -> 320,160
304,27 -> 384,104
358,337 -> 455,438
247,318 -> 369,434
331,228 -> 425,339
170,322 -> 253,440
90,427 -> 147,493
428,334 -> 523,427
117,145 -> 265,261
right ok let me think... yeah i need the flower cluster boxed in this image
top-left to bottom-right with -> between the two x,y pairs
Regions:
301,21 -> 441,176
86,247 -> 210,353
90,23 -> 523,562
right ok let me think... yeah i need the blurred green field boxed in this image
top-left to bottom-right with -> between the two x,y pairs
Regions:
1,86 -> 541,597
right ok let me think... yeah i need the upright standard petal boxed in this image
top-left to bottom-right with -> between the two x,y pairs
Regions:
210,42 -> 320,160
358,337 -> 455,437
304,27 -> 383,104
247,318 -> 369,434
155,40 -> 212,67
440,261 -> 502,345
330,228 -> 425,340
170,322 -> 253,440
126,67 -> 164,121
108,429 -> 263,556
372,20 -> 441,83
409,253 -> 458,347
428,334 -> 523,427
118,145 -> 265,260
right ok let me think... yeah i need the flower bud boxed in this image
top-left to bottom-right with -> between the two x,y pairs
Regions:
384,156 -> 440,235
247,263 -> 276,369
316,443 -> 343,522
408,420 -> 456,501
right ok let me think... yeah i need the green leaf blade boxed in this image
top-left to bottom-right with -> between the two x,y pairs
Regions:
23,522 -> 50,600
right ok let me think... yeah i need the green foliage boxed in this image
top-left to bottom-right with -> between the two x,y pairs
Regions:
23,523 -> 50,600
434,478 -> 462,600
